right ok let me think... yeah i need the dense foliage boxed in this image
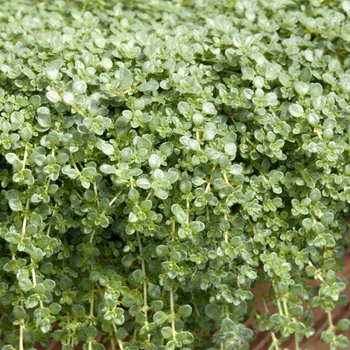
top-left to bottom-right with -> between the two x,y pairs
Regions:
0,0 -> 350,349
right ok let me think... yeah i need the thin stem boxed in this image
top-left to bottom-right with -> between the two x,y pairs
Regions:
294,332 -> 299,350
21,197 -> 31,237
170,286 -> 176,340
271,332 -> 279,349
276,298 -> 283,315
196,129 -> 200,144
223,171 -> 230,185
327,311 -> 334,329
93,183 -> 99,205
89,292 -> 94,318
282,298 -> 289,317
22,143 -> 29,170
90,229 -> 95,244
110,336 -> 116,350
224,213 -> 228,242
46,219 -> 53,237
315,128 -> 323,141
19,323 -> 24,350
145,190 -> 153,201
72,159 -> 82,174
186,196 -> 190,224
32,266 -> 44,309
109,190 -> 122,206
112,323 -> 124,350
137,232 -> 148,324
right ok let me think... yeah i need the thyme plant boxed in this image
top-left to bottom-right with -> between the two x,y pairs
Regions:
0,0 -> 350,349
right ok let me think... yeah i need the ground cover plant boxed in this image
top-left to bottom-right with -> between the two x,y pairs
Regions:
0,0 -> 350,349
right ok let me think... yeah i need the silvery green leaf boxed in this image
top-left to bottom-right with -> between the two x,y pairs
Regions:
115,68 -> 133,90
46,90 -> 61,103
289,103 -> 304,117
136,177 -> 151,189
37,106 -> 51,128
202,102 -> 216,115
101,143 -> 114,155
294,82 -> 309,95
73,81 -> 87,94
149,154 -> 161,169
224,142 -> 237,156
203,123 -> 217,140
5,153 -> 18,164
62,92 -> 74,104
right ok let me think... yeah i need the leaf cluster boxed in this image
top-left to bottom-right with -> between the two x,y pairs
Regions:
0,0 -> 350,350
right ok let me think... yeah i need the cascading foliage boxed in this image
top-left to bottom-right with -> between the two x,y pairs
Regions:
0,0 -> 350,349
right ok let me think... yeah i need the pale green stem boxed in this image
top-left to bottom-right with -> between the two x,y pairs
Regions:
32,266 -> 44,309
327,311 -> 334,328
19,323 -> 24,350
21,197 -> 31,237
271,332 -> 279,349
110,337 -> 116,350
22,143 -> 29,170
109,190 -> 122,206
282,298 -> 289,316
112,323 -> 124,350
90,229 -> 95,244
137,232 -> 149,324
170,286 -> 176,340
295,333 -> 300,350
223,171 -> 229,185
93,183 -> 99,204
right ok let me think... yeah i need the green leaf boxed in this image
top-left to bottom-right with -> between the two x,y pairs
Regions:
37,106 -> 52,128
2,346 -> 15,350
46,90 -> 61,103
101,143 -> 114,155
7,196 -> 23,212
205,304 -> 221,320
153,311 -> 168,325
85,325 -> 98,338
221,318 -> 236,332
177,305 -> 192,317
321,329 -> 334,343
59,276 -> 73,290
18,278 -> 33,292
136,177 -> 151,189
334,334 -> 350,348
73,81 -> 87,94
100,164 -> 116,174
176,331 -> 194,345
336,319 -> 350,331
22,67 -> 35,79
161,327 -> 173,339
202,102 -> 216,115
224,142 -> 237,157
289,104 -> 304,117
178,101 -> 192,117
13,306 -> 26,320
116,327 -> 128,340
137,79 -> 159,92
203,123 -> 217,140
62,92 -> 74,105
72,305 -> 86,318
149,154 -> 161,169
154,189 -> 169,200
294,81 -> 309,95
49,303 -> 62,315
116,68 -> 133,90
